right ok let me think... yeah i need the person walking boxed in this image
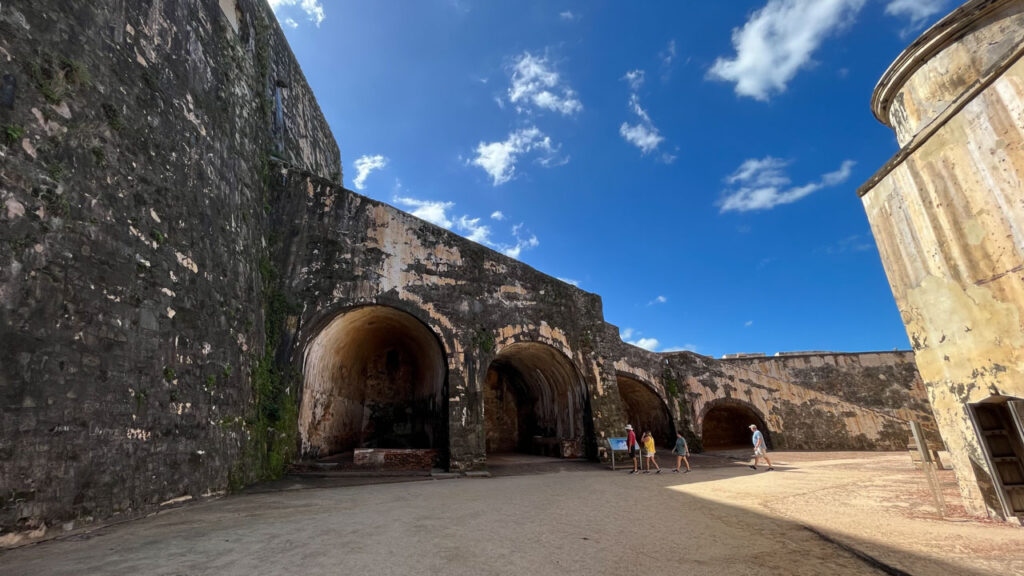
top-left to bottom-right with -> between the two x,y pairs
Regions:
626,424 -> 640,474
671,432 -> 691,473
748,424 -> 774,471
642,431 -> 661,474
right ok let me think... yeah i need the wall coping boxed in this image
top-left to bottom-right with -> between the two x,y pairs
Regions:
871,0 -> 1012,127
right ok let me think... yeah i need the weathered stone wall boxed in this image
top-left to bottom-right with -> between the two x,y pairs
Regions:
670,352 -> 920,451
719,351 -> 935,428
267,166 -> 627,470
0,0 -> 338,544
861,0 -> 1024,518
0,0 -> 952,545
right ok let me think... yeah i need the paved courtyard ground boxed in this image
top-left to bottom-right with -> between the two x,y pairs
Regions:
1,452 -> 1022,575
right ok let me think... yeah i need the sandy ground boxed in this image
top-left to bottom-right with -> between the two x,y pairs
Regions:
1,451 -> 1022,576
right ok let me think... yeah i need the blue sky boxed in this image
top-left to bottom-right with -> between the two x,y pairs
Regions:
268,0 -> 955,358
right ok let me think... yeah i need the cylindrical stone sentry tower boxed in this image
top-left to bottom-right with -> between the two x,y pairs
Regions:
860,0 -> 1024,519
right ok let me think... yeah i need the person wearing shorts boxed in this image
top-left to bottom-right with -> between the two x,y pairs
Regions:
642,431 -> 661,474
626,424 -> 639,474
748,424 -> 774,471
672,432 -> 691,473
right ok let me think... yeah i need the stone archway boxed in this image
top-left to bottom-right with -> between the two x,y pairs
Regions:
701,399 -> 770,450
298,305 -> 447,460
484,342 -> 591,458
616,374 -> 675,448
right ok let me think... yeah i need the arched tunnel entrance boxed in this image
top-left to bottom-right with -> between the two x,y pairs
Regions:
298,306 -> 447,462
484,342 -> 592,459
701,401 -> 770,451
616,374 -> 675,448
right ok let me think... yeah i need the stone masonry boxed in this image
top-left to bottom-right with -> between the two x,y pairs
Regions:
1,0 -> 939,544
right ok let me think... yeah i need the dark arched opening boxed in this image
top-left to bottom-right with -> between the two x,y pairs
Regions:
484,342 -> 591,458
617,374 -> 675,448
298,306 -> 447,462
702,401 -> 770,450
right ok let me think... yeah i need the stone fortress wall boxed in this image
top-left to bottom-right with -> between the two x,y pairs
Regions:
0,0 -> 938,544
861,0 -> 1024,520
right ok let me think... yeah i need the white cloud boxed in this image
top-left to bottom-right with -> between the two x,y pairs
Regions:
663,344 -> 698,353
885,0 -> 949,34
648,295 -> 668,305
620,328 -> 661,351
471,126 -> 561,186
393,197 -> 543,256
283,18 -> 299,29
352,154 -> 388,190
630,337 -> 660,351
745,320 -> 754,327
508,52 -> 583,116
393,197 -> 454,228
660,39 -> 677,68
820,234 -> 874,255
557,277 -> 580,287
268,0 -> 326,26
620,76 -> 665,156
620,123 -> 663,155
624,69 -> 645,92
719,157 -> 856,212
503,223 -> 540,259
490,211 -> 505,221
559,10 -> 579,21
708,0 -> 866,101
455,215 -> 491,244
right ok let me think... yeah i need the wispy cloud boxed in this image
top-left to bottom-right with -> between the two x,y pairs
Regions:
662,344 -> 698,353
557,277 -> 580,287
620,328 -> 662,352
818,233 -> 875,255
393,196 -> 539,259
624,69 -> 645,92
619,72 -> 666,156
648,295 -> 668,306
503,223 -> 540,259
559,10 -> 579,21
352,154 -> 388,190
745,320 -> 754,327
708,0 -> 865,101
456,215 -> 491,244
719,157 -> 855,212
885,0 -> 949,35
471,126 -> 562,186
283,18 -> 299,29
490,211 -> 505,221
268,0 -> 326,26
508,52 -> 583,116
660,40 -> 677,69
393,197 -> 454,228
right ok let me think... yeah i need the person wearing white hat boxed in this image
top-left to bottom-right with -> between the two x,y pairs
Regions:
748,424 -> 774,471
625,424 -> 639,474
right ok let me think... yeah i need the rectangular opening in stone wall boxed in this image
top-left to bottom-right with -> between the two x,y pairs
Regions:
970,400 -> 1024,518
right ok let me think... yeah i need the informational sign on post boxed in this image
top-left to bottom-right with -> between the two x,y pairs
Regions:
608,437 -> 635,470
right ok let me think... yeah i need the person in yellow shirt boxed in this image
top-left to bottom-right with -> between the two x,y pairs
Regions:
641,431 -> 661,474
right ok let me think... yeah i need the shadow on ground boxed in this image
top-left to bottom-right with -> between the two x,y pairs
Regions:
0,453 -> 1014,576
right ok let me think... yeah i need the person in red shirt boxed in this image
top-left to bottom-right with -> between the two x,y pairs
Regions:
626,424 -> 639,474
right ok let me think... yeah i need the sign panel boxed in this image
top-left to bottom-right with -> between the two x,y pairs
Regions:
608,437 -> 629,451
